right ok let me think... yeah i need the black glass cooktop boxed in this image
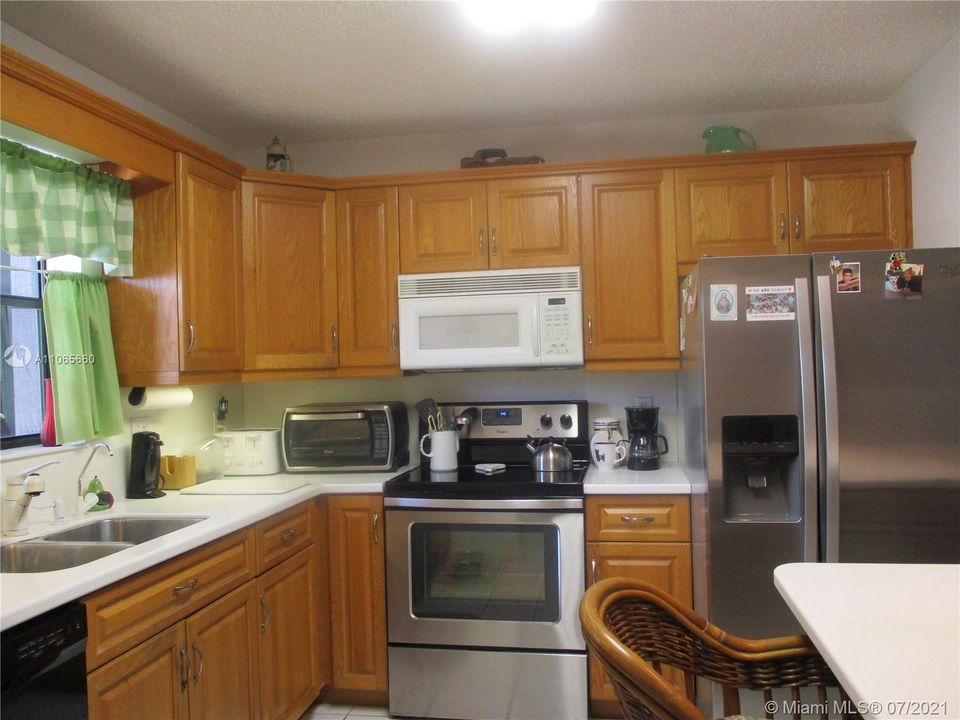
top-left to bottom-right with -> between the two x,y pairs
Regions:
383,463 -> 588,499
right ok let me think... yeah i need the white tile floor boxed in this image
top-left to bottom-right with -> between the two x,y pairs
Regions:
301,702 -> 391,720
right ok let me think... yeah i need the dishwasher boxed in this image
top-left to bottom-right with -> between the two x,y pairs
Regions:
1,602 -> 88,719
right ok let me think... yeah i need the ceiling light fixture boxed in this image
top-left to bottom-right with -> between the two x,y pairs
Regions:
459,0 -> 598,35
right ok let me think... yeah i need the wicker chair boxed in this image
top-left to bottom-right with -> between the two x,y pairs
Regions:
579,578 -> 845,720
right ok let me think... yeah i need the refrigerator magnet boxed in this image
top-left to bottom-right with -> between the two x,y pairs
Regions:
709,284 -> 737,321
836,262 -> 861,293
745,285 -> 796,321
884,261 -> 924,299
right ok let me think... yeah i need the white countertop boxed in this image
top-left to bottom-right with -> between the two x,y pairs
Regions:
584,462 -> 691,494
774,563 -> 960,720
0,467 -> 412,631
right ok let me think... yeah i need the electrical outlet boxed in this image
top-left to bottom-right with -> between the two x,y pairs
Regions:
635,395 -> 654,408
131,416 -> 152,433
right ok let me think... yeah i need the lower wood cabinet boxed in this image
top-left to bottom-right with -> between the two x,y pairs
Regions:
327,494 -> 388,693
584,495 -> 693,718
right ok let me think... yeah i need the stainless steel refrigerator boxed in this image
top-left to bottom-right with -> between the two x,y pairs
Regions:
679,248 -> 960,641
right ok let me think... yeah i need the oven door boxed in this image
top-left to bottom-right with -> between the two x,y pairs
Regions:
385,503 -> 585,651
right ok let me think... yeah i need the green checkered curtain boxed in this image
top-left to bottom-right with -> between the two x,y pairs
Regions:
0,139 -> 134,276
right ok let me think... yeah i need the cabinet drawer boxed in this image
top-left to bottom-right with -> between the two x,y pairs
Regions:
85,529 -> 256,670
586,495 -> 690,542
256,501 -> 316,574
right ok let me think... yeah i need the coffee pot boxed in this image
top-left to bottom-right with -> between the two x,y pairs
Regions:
625,406 -> 669,471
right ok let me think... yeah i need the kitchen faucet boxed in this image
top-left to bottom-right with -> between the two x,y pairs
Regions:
2,460 -> 59,536
76,442 -> 113,508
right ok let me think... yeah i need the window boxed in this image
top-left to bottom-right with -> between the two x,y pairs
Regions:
1,250 -> 46,447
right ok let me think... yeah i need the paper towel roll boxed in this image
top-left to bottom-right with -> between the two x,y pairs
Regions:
127,386 -> 194,411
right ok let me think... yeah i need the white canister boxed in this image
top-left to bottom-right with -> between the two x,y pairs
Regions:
590,417 -> 626,470
217,429 -> 282,476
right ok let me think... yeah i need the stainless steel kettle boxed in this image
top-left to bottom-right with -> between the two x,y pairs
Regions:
526,436 -> 573,472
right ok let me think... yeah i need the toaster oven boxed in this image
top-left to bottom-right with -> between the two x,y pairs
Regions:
281,402 -> 409,472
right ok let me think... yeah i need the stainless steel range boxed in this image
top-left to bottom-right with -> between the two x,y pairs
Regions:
384,401 -> 589,720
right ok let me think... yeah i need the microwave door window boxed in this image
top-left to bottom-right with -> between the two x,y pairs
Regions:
419,313 -> 519,350
288,419 -> 372,465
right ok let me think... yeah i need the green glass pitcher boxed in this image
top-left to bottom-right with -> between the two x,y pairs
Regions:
702,125 -> 757,153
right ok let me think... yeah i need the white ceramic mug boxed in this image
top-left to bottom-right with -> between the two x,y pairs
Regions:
592,440 -> 627,471
420,430 -> 459,471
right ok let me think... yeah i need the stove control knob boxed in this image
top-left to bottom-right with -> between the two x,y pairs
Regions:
539,414 -> 553,430
559,414 -> 573,430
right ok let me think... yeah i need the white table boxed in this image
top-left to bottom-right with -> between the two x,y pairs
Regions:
774,563 -> 960,720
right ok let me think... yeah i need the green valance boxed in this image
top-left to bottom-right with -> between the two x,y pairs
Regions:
0,138 -> 134,276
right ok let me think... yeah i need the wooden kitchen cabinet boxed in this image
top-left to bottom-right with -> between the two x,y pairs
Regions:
241,181 -> 338,371
337,187 -> 401,370
399,175 -> 579,273
327,494 -> 388,693
177,153 -> 244,372
580,170 -> 680,369
585,495 -> 693,717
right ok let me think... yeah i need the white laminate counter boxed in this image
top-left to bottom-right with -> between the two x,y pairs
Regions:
0,467 -> 414,631
775,563 -> 960,720
584,463 -> 691,494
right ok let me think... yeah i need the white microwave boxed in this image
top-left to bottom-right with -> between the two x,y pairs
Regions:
398,266 -> 583,371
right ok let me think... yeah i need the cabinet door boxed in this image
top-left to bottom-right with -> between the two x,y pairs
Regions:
581,170 -> 679,365
185,582 -> 260,720
338,187 -> 401,368
788,155 -> 909,253
88,624 -> 189,720
177,153 -> 243,372
257,547 -> 322,720
327,494 -> 387,692
242,182 -> 338,370
585,542 -> 692,710
399,181 -> 487,274
487,175 -> 579,269
675,162 -> 789,269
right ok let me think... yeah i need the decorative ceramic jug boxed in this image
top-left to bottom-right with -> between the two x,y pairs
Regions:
702,125 -> 757,153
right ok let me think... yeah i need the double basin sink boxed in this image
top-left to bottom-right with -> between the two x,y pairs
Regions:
0,516 -> 207,573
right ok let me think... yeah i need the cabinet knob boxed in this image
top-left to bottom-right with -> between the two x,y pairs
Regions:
479,228 -> 485,256
179,646 -> 191,691
173,577 -> 199,597
794,211 -> 801,240
587,315 -> 594,345
260,596 -> 271,633
186,321 -> 196,353
391,322 -> 399,351
331,325 -> 338,353
372,511 -> 381,544
280,528 -> 296,543
191,640 -> 204,685
491,228 -> 498,255
779,213 -> 787,242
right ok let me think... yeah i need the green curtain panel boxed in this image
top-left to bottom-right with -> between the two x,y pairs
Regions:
0,139 -> 134,276
43,272 -> 124,443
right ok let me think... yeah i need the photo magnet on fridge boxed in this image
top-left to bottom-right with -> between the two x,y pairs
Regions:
745,285 -> 796,321
836,262 -> 861,293
884,261 -> 924,299
709,284 -> 737,321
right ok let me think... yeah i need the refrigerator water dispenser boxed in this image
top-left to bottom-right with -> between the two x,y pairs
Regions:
721,415 -> 801,522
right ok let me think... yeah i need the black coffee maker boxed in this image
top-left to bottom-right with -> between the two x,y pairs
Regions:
625,406 -> 669,471
128,431 -> 165,498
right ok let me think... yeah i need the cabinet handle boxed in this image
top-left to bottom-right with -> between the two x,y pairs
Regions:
260,596 -> 271,633
391,322 -> 399,351
491,228 -> 498,255
173,577 -> 199,597
179,645 -> 191,691
587,315 -> 594,345
779,213 -> 787,242
331,325 -> 338,352
186,321 -> 196,353
372,511 -> 381,544
621,515 -> 655,524
191,641 -> 204,685
794,211 -> 801,240
590,559 -> 597,586
281,528 -> 296,543
479,228 -> 485,256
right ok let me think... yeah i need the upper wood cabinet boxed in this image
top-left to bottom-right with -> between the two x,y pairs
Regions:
177,154 -> 244,372
241,181 -> 338,371
580,170 -> 679,368
399,175 -> 579,274
337,187 -> 401,369
787,155 -> 909,253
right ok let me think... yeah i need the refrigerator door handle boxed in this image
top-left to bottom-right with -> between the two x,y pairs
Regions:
815,274 -> 841,563
795,277 -> 819,563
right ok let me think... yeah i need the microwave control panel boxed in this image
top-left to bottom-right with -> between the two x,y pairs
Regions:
539,292 -> 583,364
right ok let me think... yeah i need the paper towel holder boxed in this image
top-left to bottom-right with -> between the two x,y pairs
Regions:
128,387 -> 147,406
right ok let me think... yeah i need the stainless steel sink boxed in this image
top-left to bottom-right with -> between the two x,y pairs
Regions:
41,516 -> 207,545
0,541 -> 134,573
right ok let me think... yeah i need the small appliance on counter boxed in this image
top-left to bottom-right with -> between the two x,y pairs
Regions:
217,429 -> 282,475
128,431 -> 165,498
626,406 -> 669,471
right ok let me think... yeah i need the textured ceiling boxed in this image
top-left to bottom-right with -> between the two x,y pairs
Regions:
2,1 -> 957,149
